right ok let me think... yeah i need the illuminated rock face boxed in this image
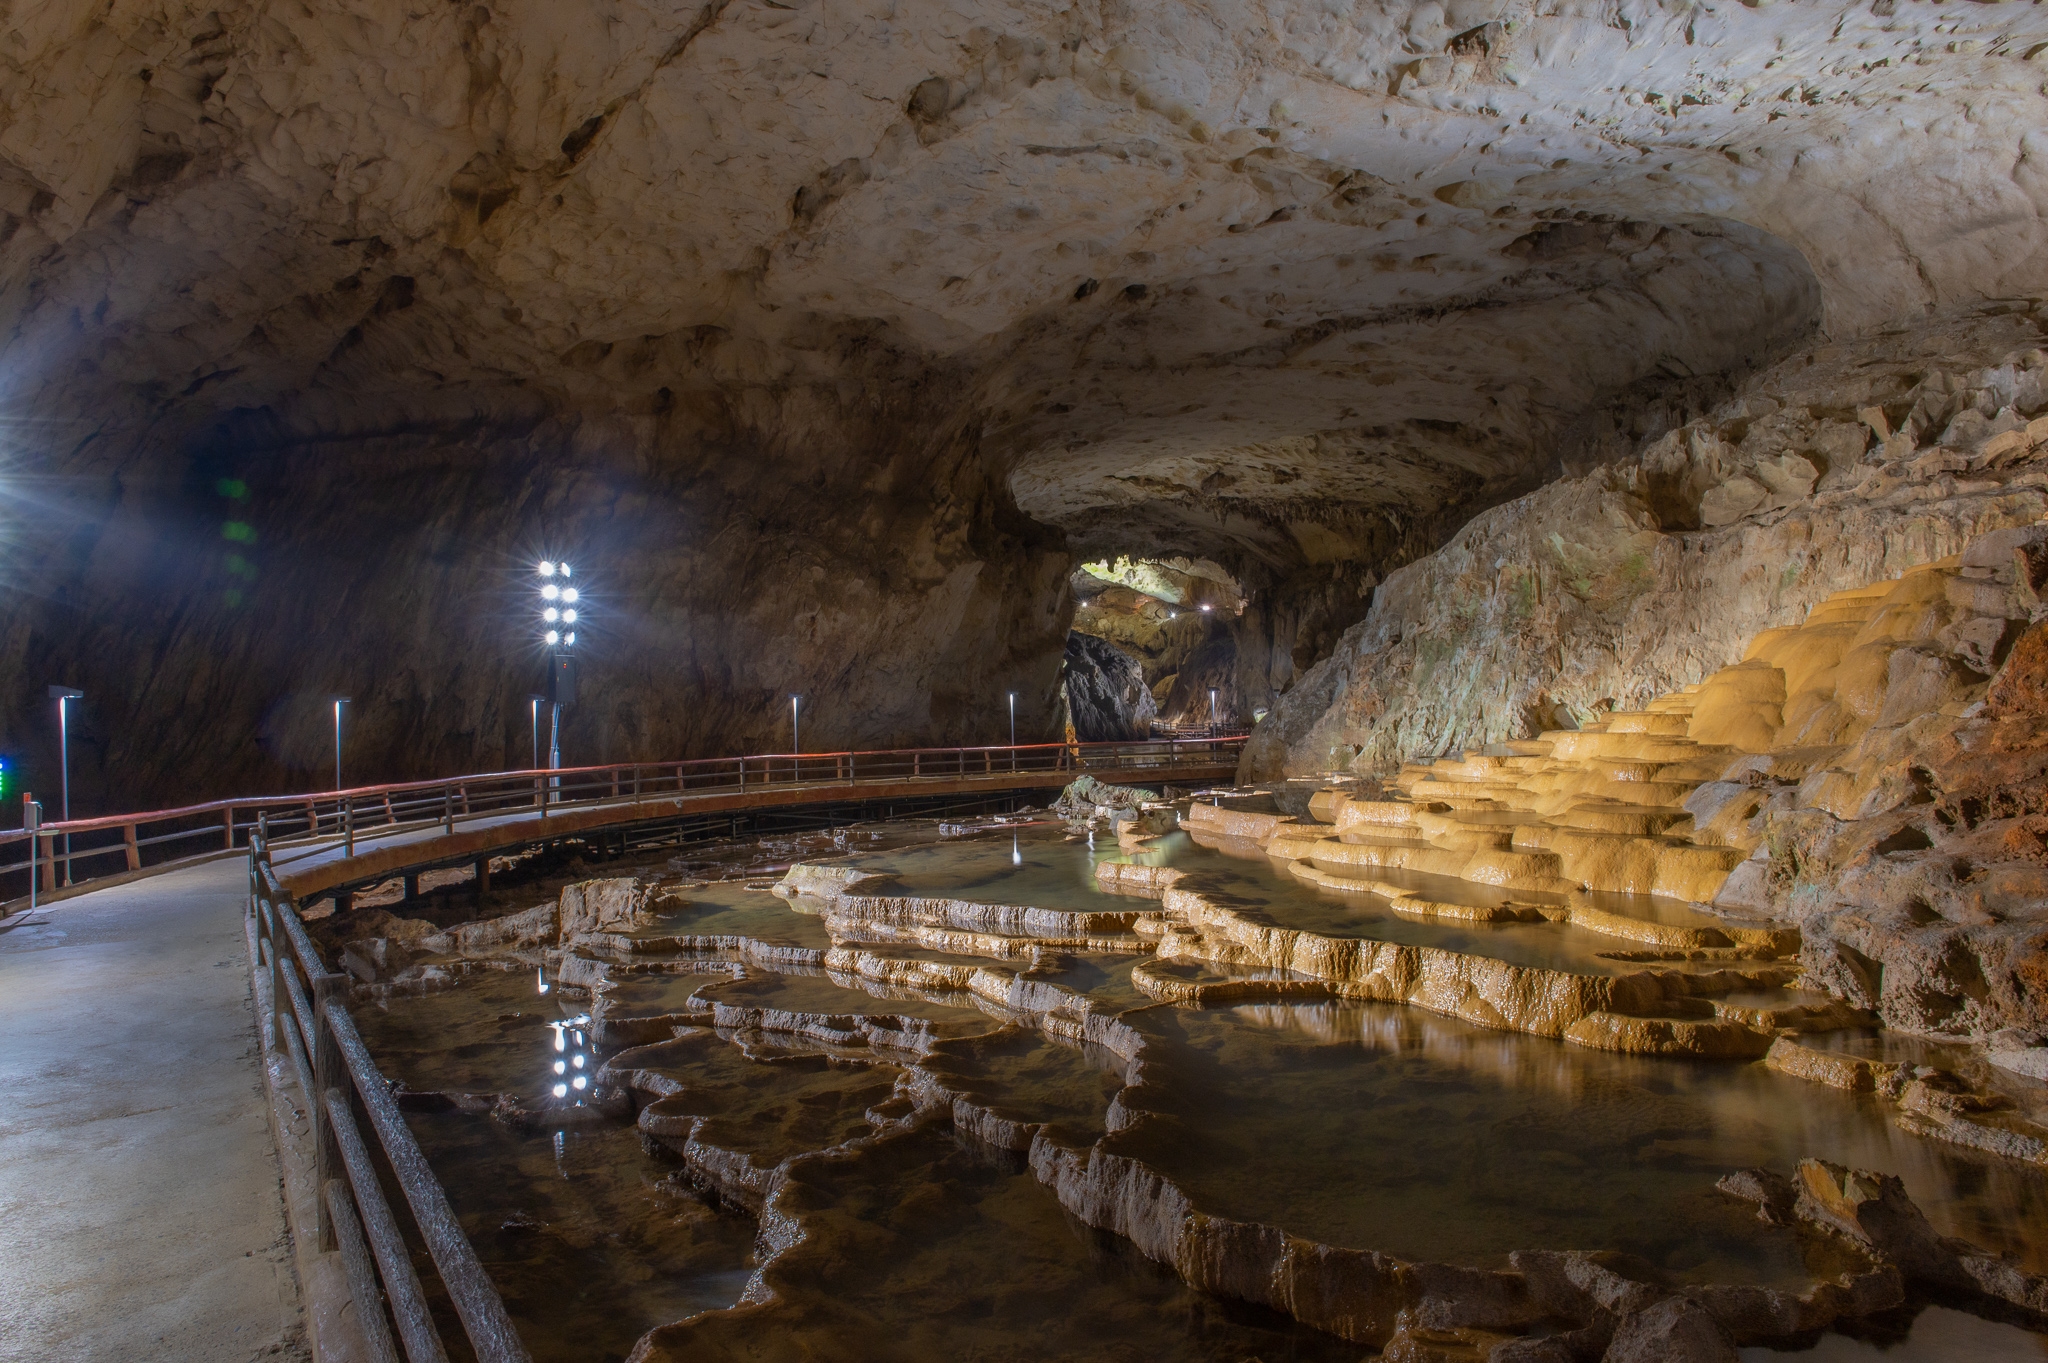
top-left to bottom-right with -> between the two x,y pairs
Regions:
7,0 -> 2048,803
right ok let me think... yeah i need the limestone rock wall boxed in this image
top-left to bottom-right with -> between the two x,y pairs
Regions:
1243,307 -> 2048,783
1061,631 -> 1155,743
0,396 -> 1072,810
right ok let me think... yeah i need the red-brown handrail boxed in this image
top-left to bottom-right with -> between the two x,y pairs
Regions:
2,735 -> 1246,899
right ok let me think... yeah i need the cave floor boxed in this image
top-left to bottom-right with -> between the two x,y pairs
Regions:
0,860 -> 303,1363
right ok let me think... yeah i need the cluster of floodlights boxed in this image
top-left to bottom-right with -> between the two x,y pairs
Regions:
537,561 -> 578,646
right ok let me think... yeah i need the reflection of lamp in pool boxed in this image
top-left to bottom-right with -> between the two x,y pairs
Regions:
1012,834 -> 1021,866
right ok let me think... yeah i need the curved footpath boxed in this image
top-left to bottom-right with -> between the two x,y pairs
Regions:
0,859 -> 305,1363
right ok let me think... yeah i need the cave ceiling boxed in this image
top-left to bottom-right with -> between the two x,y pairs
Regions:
7,0 -> 2047,573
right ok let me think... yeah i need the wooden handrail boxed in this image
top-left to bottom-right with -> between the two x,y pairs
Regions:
0,735 -> 1247,897
250,840 -> 531,1362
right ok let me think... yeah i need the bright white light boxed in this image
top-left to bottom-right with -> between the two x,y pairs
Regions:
536,968 -> 549,995
552,1083 -> 568,1098
1200,604 -> 1212,612
1168,611 -> 1177,619
571,1053 -> 585,1069
563,632 -> 575,645
560,564 -> 572,578
561,609 -> 576,624
553,1030 -> 565,1052
553,1060 -> 566,1075
543,607 -> 559,622
542,583 -> 560,601
561,588 -> 578,603
571,1075 -> 587,1091
538,561 -> 556,577
545,630 -> 560,645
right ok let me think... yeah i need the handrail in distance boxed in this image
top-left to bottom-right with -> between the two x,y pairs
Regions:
4,735 -> 1246,899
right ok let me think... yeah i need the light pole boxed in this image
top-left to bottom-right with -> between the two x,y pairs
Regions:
527,694 -> 546,771
331,697 -> 351,790
1008,692 -> 1016,771
1209,687 -> 1219,735
46,685 -> 81,886
538,561 -> 580,792
790,694 -> 801,780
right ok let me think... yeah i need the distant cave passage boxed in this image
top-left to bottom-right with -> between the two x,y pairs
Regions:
1063,632 -> 1156,742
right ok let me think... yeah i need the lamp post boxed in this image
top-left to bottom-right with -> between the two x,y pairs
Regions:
1008,691 -> 1016,770
537,561 -> 579,793
46,685 -> 81,886
790,695 -> 801,781
1209,687 -> 1219,736
331,696 -> 351,791
527,694 -> 546,771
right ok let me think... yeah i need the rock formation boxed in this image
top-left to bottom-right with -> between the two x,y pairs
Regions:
1061,629 -> 1156,741
11,1 -> 2048,812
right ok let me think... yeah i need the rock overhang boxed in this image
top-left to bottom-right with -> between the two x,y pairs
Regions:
9,0 -> 2044,570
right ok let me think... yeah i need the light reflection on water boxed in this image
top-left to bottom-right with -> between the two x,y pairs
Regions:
545,1017 -> 591,1101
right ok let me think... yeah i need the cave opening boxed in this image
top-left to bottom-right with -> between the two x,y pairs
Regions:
1062,555 -> 1249,741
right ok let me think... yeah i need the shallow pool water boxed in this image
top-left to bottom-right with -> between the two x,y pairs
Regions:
919,1028 -> 1131,1142
1114,1001 -> 2048,1283
607,1029 -> 903,1166
356,967 -> 595,1099
637,879 -> 834,949
644,1124 -> 1367,1363
413,1114 -> 755,1363
697,968 -> 1000,1028
849,826 -> 1732,976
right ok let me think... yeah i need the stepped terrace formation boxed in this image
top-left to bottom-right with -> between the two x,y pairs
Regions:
7,0 -> 2048,1360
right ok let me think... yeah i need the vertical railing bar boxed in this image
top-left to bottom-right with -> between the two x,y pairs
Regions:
322,1178 -> 405,1363
321,1090 -> 452,1363
319,1000 -> 531,1361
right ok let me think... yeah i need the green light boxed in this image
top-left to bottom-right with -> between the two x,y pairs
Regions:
222,521 -> 256,544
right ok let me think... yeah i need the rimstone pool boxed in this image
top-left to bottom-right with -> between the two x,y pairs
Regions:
326,813 -> 2048,1361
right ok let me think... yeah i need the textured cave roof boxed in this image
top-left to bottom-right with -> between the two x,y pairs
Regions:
6,0 -> 2046,569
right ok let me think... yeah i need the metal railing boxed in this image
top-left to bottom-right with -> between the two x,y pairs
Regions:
2,735 -> 1245,900
250,833 -> 530,1363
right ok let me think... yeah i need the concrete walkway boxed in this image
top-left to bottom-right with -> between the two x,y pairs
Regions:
0,859 -> 304,1362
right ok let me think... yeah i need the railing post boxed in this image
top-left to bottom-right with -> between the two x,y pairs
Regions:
443,787 -> 454,835
123,822 -> 140,871
343,798 -> 354,857
312,986 -> 346,1251
223,807 -> 235,850
38,832 -> 54,892
738,757 -> 745,790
